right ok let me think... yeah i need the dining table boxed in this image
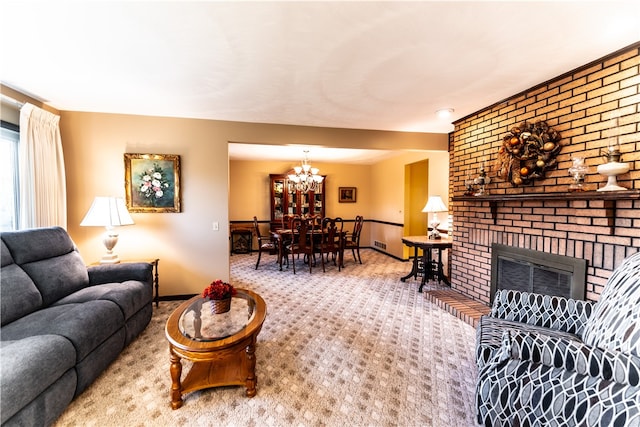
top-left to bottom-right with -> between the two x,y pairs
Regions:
271,228 -> 346,271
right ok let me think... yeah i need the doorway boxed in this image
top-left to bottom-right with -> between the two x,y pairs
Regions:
403,159 -> 429,258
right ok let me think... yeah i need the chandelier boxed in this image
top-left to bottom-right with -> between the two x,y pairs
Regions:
287,150 -> 324,193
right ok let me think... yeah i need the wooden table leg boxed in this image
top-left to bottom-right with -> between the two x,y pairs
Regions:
418,248 -> 430,293
153,259 -> 159,307
437,247 -> 451,286
277,236 -> 284,271
338,238 -> 344,271
169,346 -> 184,409
245,339 -> 258,397
400,246 -> 419,282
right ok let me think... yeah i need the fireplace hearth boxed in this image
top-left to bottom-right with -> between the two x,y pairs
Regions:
490,244 -> 587,302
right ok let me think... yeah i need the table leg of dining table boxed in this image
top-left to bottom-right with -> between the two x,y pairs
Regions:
277,238 -> 284,271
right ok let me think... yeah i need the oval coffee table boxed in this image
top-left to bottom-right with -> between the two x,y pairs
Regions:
164,289 -> 267,409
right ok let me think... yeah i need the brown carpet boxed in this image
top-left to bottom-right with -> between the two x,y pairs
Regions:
54,250 -> 478,426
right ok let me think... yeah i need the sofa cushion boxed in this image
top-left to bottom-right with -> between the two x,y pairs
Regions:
1,226 -> 76,265
582,251 -> 640,357
0,335 -> 76,424
1,241 -> 43,326
53,280 -> 152,321
2,370 -> 76,427
0,239 -> 13,268
2,227 -> 89,306
22,252 -> 90,306
0,301 -> 125,362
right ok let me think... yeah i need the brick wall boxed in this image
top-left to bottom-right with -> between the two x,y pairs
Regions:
448,43 -> 640,306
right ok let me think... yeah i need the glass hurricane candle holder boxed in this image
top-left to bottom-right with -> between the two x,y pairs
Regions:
473,166 -> 490,196
567,157 -> 588,192
464,175 -> 475,196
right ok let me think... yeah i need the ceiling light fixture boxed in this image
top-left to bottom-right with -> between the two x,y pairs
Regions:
288,150 -> 324,193
436,108 -> 454,119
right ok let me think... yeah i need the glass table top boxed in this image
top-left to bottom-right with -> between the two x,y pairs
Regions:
179,292 -> 256,342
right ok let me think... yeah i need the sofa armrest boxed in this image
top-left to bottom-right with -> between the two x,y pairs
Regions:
491,289 -> 594,335
87,262 -> 153,286
493,329 -> 640,387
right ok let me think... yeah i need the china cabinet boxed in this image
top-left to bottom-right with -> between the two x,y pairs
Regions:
269,174 -> 325,230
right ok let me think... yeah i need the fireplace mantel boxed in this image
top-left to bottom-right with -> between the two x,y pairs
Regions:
452,189 -> 640,202
452,189 -> 640,234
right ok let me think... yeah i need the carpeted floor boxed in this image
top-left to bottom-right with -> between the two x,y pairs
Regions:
54,250 -> 478,426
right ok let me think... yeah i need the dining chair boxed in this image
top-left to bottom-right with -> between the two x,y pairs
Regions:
271,214 -> 297,269
287,216 -> 317,274
343,215 -> 363,265
253,216 -> 276,270
281,213 -> 297,230
318,217 -> 343,272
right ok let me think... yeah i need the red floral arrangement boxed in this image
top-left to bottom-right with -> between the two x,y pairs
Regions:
202,280 -> 237,300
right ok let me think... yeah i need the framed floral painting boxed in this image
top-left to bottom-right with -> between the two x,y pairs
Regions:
124,153 -> 181,213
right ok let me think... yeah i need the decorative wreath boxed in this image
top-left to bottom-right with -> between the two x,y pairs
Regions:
495,120 -> 562,186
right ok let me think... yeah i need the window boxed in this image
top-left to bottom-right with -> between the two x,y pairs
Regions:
1,121 -> 19,231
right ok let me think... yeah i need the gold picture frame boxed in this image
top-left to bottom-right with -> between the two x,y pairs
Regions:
339,187 -> 357,203
124,153 -> 181,213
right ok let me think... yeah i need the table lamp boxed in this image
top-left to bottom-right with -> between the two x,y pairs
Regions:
80,196 -> 134,263
422,196 -> 448,240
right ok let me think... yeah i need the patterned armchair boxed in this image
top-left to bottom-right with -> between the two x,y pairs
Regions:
475,251 -> 640,426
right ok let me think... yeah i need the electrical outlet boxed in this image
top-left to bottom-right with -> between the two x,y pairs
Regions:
212,221 -> 219,231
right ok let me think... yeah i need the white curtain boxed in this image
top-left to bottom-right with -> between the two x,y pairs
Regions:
18,103 -> 67,229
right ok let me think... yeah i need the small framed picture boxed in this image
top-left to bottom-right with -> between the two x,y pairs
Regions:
339,187 -> 357,203
124,153 -> 181,213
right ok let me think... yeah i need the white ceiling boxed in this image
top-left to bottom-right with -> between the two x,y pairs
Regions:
2,1 -> 639,163
228,143 -> 403,164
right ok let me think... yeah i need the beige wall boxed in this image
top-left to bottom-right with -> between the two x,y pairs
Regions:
229,160 -> 373,222
370,150 -> 449,258
60,110 -> 448,296
62,112 -> 231,297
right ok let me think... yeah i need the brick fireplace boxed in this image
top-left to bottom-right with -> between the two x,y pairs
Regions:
446,43 -> 640,308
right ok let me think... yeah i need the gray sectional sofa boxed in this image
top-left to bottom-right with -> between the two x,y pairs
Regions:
1,226 -> 154,426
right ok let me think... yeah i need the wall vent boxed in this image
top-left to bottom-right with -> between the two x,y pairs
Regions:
374,240 -> 387,250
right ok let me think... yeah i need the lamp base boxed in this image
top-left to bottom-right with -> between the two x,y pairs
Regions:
100,253 -> 121,264
428,218 -> 441,239
100,230 -> 121,264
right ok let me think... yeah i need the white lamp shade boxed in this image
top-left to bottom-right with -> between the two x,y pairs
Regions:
422,196 -> 447,213
80,197 -> 134,227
